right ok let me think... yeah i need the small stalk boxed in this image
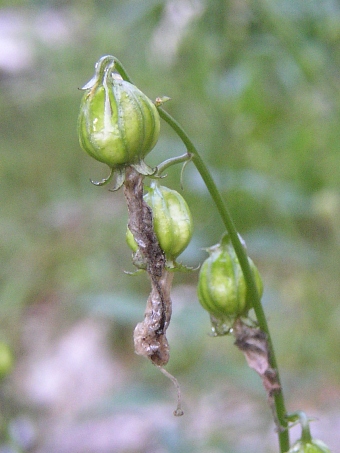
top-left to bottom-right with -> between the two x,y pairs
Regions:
155,153 -> 191,176
286,411 -> 313,444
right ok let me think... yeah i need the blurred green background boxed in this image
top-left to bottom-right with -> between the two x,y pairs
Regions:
1,0 -> 340,452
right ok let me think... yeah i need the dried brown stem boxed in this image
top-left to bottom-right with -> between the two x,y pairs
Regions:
232,318 -> 282,430
124,166 -> 165,279
124,166 -> 173,366
134,270 -> 174,366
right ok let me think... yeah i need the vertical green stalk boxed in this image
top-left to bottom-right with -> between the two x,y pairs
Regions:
157,107 -> 289,453
113,56 -> 290,452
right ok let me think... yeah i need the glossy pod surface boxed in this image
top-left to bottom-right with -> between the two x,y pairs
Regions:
197,234 -> 263,319
78,56 -> 160,168
126,182 -> 193,261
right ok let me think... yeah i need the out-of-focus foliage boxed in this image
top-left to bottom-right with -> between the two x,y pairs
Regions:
1,0 -> 340,452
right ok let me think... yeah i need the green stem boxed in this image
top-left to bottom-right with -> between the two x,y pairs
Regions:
112,57 -> 134,83
155,153 -> 191,176
286,411 -> 312,444
157,107 -> 290,453
112,56 -> 290,452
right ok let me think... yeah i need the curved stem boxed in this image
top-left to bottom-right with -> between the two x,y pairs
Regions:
110,56 -> 290,452
156,153 -> 191,176
286,411 -> 312,443
158,106 -> 289,453
112,57 -> 134,83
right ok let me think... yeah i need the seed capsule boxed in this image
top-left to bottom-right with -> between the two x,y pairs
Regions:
126,182 -> 193,263
78,55 -> 160,169
197,233 -> 263,321
287,439 -> 331,453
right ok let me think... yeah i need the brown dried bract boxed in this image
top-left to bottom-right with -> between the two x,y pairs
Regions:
133,271 -> 174,366
124,167 -> 173,366
124,167 -> 165,278
233,318 -> 281,416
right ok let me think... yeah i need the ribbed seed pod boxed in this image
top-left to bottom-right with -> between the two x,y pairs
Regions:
197,233 -> 263,319
287,439 -> 331,453
78,55 -> 160,169
126,182 -> 193,262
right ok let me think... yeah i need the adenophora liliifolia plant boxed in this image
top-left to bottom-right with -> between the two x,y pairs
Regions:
78,56 -> 332,453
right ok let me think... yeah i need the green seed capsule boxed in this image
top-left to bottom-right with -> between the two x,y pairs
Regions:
126,227 -> 138,253
126,182 -> 193,262
78,55 -> 160,169
0,342 -> 13,377
287,439 -> 331,453
197,233 -> 263,320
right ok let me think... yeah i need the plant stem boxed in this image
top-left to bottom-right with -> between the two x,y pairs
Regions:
112,57 -> 133,83
112,55 -> 290,452
286,411 -> 312,444
155,153 -> 191,176
157,107 -> 290,453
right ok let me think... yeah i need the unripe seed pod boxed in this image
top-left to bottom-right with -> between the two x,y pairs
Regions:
78,55 -> 160,168
0,342 -> 13,377
197,233 -> 263,319
126,227 -> 138,253
287,439 -> 331,453
126,182 -> 193,261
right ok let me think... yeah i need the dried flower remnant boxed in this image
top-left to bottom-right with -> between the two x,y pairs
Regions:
133,270 -> 173,366
123,166 -> 183,415
233,318 -> 281,429
123,167 -> 168,362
